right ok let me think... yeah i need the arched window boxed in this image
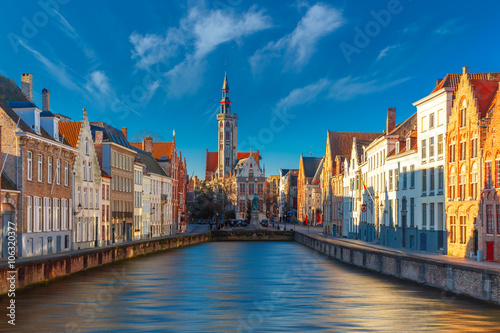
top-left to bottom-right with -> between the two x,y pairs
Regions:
449,166 -> 456,200
459,165 -> 466,200
85,138 -> 89,155
225,131 -> 230,140
471,163 -> 478,199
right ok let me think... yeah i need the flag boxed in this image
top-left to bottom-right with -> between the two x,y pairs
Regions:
362,178 -> 367,190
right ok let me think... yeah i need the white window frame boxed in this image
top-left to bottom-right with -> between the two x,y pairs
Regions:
56,159 -> 61,185
38,155 -> 43,182
27,151 -> 33,180
27,196 -> 33,232
48,157 -> 53,184
64,161 -> 68,186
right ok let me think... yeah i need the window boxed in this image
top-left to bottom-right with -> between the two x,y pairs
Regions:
459,166 -> 466,200
497,206 -> 500,235
48,157 -> 53,183
450,216 -> 457,243
485,161 -> 493,189
89,163 -> 93,181
56,159 -> 61,185
44,198 -> 52,231
460,141 -> 466,161
410,198 -> 414,227
85,137 -> 89,155
249,170 -> 254,178
429,137 -> 435,158
225,158 -> 229,167
497,160 -> 500,188
429,113 -> 435,129
83,161 -> 87,181
422,169 -> 427,193
449,144 -> 455,163
430,203 -> 435,229
90,189 -> 93,208
438,166 -> 444,192
471,138 -> 478,158
471,163 -> 478,199
37,197 -> 42,232
395,169 -> 399,191
84,188 -> 87,208
430,168 -> 435,192
438,134 -> 444,155
64,161 -> 68,186
460,107 -> 467,127
487,205 -> 493,234
402,166 -> 407,190
460,216 -> 467,244
410,165 -> 415,188
395,199 -> 399,226
78,187 -> 81,206
422,203 -> 427,228
95,190 -> 99,209
406,138 -> 411,151
389,170 -> 393,191
27,151 -> 33,180
421,140 -> 427,159
27,196 -> 33,232
38,155 -> 43,182
449,174 -> 456,200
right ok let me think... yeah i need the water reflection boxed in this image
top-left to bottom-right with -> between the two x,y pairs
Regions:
1,242 -> 500,332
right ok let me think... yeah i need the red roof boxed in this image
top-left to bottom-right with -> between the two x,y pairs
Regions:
237,152 -> 260,163
470,80 -> 499,117
58,121 -> 82,148
206,151 -> 218,177
130,142 -> 174,160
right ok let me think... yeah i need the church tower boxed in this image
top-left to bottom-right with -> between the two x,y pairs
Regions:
217,72 -> 238,176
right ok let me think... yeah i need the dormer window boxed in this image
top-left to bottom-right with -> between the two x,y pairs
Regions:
395,142 -> 400,154
54,119 -> 59,140
35,112 -> 40,133
406,138 -> 411,150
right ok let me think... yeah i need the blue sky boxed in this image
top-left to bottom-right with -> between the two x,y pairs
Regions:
2,0 -> 500,178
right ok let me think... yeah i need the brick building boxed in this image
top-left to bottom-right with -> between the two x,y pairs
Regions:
446,67 -> 500,258
297,153 -> 322,223
0,73 -> 76,258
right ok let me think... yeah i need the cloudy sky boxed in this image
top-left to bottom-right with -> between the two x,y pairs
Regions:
2,0 -> 500,178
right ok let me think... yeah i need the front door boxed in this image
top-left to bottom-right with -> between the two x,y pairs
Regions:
1,212 -> 12,260
420,233 -> 427,252
487,242 -> 495,261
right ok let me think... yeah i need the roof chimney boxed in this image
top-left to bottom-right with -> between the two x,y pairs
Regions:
121,127 -> 127,139
21,73 -> 33,102
143,136 -> 153,153
436,78 -> 442,86
42,88 -> 50,111
95,131 -> 103,145
463,66 -> 469,74
387,108 -> 396,134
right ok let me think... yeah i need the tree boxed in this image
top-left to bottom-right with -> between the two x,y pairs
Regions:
189,182 -> 216,220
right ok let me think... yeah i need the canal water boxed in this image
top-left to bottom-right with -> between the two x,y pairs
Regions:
1,241 -> 500,332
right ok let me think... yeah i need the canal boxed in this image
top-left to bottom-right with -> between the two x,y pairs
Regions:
1,241 -> 500,332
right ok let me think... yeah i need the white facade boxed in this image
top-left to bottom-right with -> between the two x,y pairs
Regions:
162,177 -> 173,235
150,174 -> 162,238
142,175 -> 151,239
72,111 -> 102,250
133,162 -> 144,240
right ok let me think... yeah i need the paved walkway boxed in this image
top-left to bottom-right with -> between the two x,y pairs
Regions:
294,227 -> 500,273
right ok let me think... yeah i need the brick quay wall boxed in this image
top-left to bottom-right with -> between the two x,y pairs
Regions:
0,232 -> 212,295
294,232 -> 500,305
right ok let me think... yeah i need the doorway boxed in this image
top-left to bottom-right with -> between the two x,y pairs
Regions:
486,242 -> 494,261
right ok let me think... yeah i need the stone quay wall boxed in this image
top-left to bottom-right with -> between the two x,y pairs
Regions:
294,232 -> 500,305
0,232 -> 212,295
211,230 -> 294,241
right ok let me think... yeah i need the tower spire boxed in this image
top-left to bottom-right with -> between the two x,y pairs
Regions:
220,71 -> 231,114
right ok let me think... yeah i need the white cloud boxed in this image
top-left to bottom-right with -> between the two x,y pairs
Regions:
328,76 -> 410,101
130,6 -> 272,97
85,70 -> 112,96
376,45 -> 397,61
434,18 -> 463,35
276,78 -> 330,110
250,3 -> 343,72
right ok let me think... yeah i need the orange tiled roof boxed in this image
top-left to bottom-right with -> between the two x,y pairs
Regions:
58,121 -> 82,148
237,152 -> 260,164
129,142 -> 174,160
432,73 -> 500,94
